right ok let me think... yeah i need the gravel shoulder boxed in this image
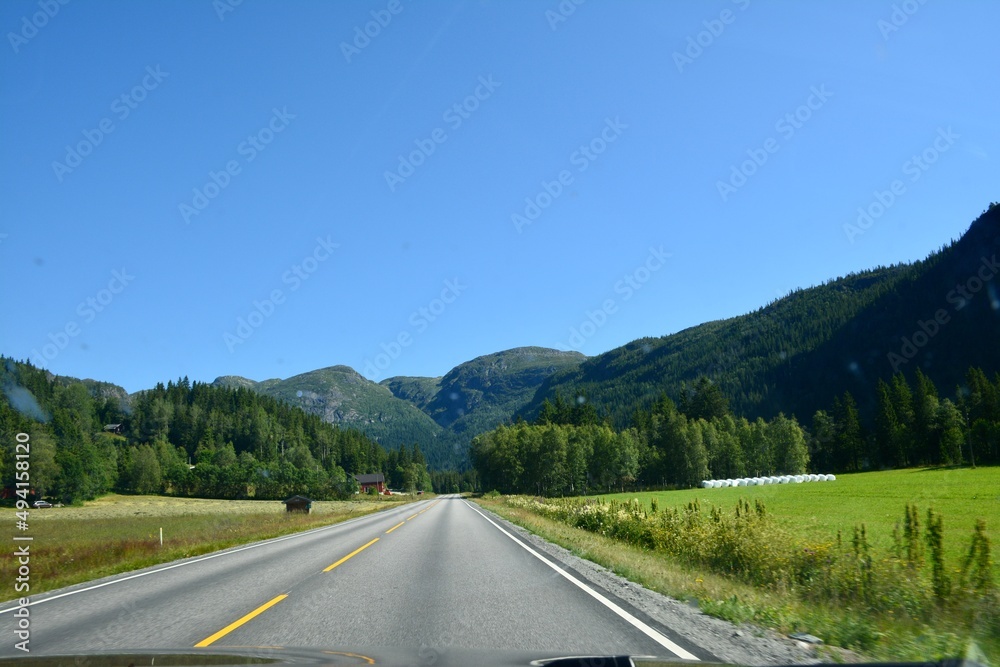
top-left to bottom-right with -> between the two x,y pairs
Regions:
473,501 -> 822,666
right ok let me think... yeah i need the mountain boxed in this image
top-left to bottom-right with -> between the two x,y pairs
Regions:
213,349 -> 586,470
0,358 -> 389,503
387,347 -> 585,437
380,376 -> 441,414
211,375 -> 259,391
209,205 -> 1000,467
14,205 -> 996,473
519,203 -> 1000,427
213,365 -> 462,469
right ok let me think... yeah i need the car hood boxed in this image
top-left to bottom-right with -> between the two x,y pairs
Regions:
0,647 -> 986,667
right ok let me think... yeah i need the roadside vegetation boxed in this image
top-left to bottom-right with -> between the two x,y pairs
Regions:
1,493 -> 417,602
595,467 -> 999,573
477,467 -> 998,663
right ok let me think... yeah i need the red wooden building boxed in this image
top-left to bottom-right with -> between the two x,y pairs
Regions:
354,473 -> 386,494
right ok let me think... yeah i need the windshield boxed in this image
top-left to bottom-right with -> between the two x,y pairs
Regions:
1,1 -> 998,666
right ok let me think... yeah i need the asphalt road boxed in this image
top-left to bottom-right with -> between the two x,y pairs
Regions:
0,496 -> 713,663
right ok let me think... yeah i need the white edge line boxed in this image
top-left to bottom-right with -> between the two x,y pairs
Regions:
463,500 -> 700,662
0,500 -> 429,614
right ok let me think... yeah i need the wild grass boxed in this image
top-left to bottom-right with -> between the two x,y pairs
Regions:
595,467 -> 999,575
2,494 -> 414,601
477,467 -> 998,663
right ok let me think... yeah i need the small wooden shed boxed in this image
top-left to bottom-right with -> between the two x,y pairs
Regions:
283,495 -> 313,513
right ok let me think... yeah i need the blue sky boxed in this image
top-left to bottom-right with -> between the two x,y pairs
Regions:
2,0 -> 997,393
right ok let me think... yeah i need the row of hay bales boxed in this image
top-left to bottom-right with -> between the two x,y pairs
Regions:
700,474 -> 835,488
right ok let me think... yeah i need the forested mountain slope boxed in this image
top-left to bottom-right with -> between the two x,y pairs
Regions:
522,204 -> 1000,426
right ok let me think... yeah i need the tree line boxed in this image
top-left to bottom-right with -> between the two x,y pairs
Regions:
473,366 -> 1000,495
472,377 -> 809,495
810,367 -> 1000,471
0,359 -> 430,502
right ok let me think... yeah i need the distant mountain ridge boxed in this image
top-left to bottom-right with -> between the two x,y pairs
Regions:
386,347 -> 585,435
212,348 -> 586,469
16,204 -> 999,473
211,199 -> 996,463
211,365 -> 459,468
520,203 -> 1000,426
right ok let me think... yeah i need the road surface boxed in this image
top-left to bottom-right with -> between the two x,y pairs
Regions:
0,496 -> 715,662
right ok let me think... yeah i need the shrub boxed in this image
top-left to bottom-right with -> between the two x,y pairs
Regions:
500,494 -> 996,654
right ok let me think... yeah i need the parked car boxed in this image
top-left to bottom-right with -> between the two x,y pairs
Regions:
32,500 -> 53,509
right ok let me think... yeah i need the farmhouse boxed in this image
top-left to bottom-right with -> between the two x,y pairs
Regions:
354,473 -> 386,494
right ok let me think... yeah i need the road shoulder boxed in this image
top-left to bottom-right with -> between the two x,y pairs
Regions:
469,500 -> 819,666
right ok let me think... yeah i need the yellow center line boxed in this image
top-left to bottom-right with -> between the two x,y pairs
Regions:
385,521 -> 405,534
194,594 -> 287,648
324,651 -> 376,664
406,500 -> 440,521
323,538 -> 379,572
414,501 -> 439,517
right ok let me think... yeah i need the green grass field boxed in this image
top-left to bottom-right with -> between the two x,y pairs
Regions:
595,467 -> 999,574
2,493 -> 420,602
478,467 -> 1000,662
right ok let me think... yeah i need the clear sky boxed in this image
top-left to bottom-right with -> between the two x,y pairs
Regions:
2,0 -> 997,393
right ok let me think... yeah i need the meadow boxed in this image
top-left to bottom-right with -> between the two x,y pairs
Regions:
595,467 -> 999,575
2,493 -> 418,601
478,467 -> 999,662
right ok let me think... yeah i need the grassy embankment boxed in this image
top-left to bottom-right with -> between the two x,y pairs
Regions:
476,467 -> 998,663
2,493 -> 423,601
